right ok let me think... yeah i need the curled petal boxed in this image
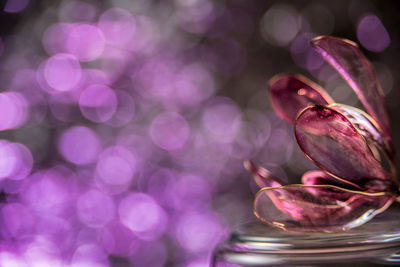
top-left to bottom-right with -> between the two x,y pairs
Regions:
254,184 -> 394,232
311,36 -> 393,149
302,170 -> 359,201
301,170 -> 356,189
295,105 -> 394,191
330,104 -> 395,165
302,170 -> 335,186
268,74 -> 334,123
244,160 -> 284,188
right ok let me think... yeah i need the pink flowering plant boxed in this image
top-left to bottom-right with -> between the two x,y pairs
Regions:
245,36 -> 399,232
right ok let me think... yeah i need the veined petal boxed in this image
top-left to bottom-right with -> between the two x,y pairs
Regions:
254,184 -> 394,232
302,170 -> 360,201
294,105 -> 394,191
330,104 -> 395,170
311,36 -> 393,149
268,74 -> 334,123
301,169 -> 358,189
302,170 -> 335,186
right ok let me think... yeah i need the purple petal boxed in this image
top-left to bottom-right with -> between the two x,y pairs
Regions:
302,170 -> 334,186
295,105 -> 394,191
269,74 -> 334,123
330,104 -> 395,164
244,160 -> 284,188
302,170 -> 360,201
254,184 -> 394,232
311,36 -> 393,148
301,170 -> 355,189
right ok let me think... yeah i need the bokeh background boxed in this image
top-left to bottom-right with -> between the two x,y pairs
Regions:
0,0 -> 400,266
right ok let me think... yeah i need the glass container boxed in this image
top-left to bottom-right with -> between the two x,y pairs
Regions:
212,205 -> 400,266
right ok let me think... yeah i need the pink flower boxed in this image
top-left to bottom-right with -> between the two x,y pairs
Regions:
246,36 -> 398,232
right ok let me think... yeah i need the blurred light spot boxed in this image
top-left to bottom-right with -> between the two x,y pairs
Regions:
42,23 -> 73,56
21,171 -> 73,216
95,146 -> 136,195
202,97 -> 241,142
44,53 -> 82,92
0,252 -> 26,267
0,141 -> 32,180
141,168 -> 176,206
213,192 -> 250,225
297,89 -> 306,96
77,189 -> 115,228
260,4 -> 300,46
258,125 -> 294,165
129,15 -> 159,53
23,239 -> 62,267
75,227 -> 97,246
11,68 -> 37,91
7,142 -> 33,180
105,90 -> 135,127
70,243 -> 108,267
116,131 -> 155,163
357,14 -> 390,52
1,178 -> 28,194
169,131 -> 232,175
4,0 -> 30,13
10,70 -> 47,126
290,33 -> 324,71
66,24 -> 105,62
79,84 -> 117,122
374,62 -> 393,95
119,193 -> 167,240
232,109 -> 271,159
2,203 -> 34,238
170,174 -> 211,211
174,64 -> 215,108
36,61 -> 58,94
0,92 -> 28,131
175,211 -> 225,253
207,6 -> 233,38
150,112 -> 190,151
134,58 -> 178,99
35,216 -> 72,251
98,8 -> 136,47
58,126 -> 101,165
176,0 -> 216,34
98,220 -> 138,256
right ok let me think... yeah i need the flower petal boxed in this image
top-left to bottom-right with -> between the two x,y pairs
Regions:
268,74 -> 333,123
330,104 -> 395,166
302,170 -> 360,201
244,160 -> 285,188
311,36 -> 392,147
301,170 -> 357,189
295,105 -> 394,191
302,170 -> 335,186
254,184 -> 394,232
